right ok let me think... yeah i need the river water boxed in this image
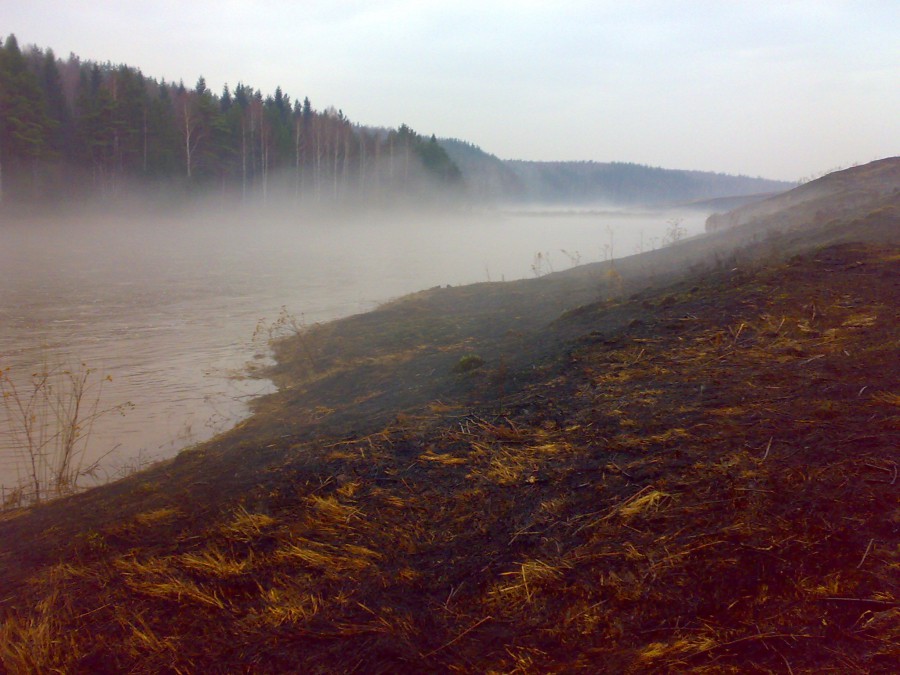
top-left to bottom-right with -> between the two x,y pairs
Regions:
0,206 -> 707,491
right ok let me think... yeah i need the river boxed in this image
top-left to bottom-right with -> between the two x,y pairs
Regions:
0,205 -> 707,493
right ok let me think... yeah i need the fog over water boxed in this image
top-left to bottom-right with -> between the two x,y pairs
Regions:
0,206 -> 708,490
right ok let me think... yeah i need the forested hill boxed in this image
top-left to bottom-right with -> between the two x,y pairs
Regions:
439,139 -> 795,207
0,34 -> 461,206
505,160 -> 794,207
1,33 -> 792,209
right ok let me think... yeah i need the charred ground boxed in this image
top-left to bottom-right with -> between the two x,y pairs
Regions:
0,171 -> 898,672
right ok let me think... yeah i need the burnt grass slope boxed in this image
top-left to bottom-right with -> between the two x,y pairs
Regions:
0,203 -> 898,672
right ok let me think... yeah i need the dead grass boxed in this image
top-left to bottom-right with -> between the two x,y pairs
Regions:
134,506 -> 181,527
274,539 -> 381,576
256,585 -> 322,627
178,547 -> 254,578
115,556 -> 227,609
219,506 -> 276,542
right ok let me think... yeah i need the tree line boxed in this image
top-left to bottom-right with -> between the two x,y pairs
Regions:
0,34 -> 461,206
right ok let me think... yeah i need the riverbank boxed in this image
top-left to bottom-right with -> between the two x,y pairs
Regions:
0,185 -> 898,671
0,206 -> 712,492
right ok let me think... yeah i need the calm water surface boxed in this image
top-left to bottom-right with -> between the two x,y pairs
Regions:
0,207 -> 707,489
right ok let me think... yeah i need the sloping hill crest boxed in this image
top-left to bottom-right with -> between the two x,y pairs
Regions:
706,156 -> 900,235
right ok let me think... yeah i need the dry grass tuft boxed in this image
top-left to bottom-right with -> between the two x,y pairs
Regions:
616,489 -> 671,519
419,449 -> 468,466
219,506 -> 276,542
134,506 -> 182,527
121,612 -> 179,656
0,586 -> 81,673
257,585 -> 323,627
483,449 -> 535,486
124,574 -> 226,610
306,494 -> 360,525
496,559 -> 569,605
871,391 -> 900,407
275,539 -> 381,576
178,546 -> 253,578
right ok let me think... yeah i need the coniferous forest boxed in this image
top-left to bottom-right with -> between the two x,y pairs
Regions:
0,34 -> 461,207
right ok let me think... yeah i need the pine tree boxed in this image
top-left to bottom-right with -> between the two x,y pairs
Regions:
0,34 -> 56,200
40,49 -> 69,157
145,82 -> 179,177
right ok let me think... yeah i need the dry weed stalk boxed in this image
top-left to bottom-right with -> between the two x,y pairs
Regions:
0,359 -> 132,505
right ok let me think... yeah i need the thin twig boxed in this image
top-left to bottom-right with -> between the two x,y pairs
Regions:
761,437 -> 773,461
609,462 -> 634,479
74,602 -> 112,620
567,600 -> 607,624
444,582 -> 464,609
422,615 -> 492,658
573,485 -> 654,534
857,538 -> 874,569
815,597 -> 899,609
688,632 -> 818,658
780,651 -> 795,675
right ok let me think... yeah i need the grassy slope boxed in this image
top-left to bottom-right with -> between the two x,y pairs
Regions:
706,156 -> 900,234
0,165 -> 898,672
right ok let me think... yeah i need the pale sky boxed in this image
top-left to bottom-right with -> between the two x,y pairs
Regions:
3,0 -> 898,181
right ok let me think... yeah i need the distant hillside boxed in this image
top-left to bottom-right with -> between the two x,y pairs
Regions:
438,139 -> 523,200
438,139 -> 794,207
706,156 -> 900,236
504,161 -> 793,207
681,192 -> 784,213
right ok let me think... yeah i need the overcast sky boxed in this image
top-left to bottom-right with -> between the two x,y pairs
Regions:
4,0 -> 898,181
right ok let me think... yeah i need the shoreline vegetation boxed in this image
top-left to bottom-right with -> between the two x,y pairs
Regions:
0,159 -> 897,671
